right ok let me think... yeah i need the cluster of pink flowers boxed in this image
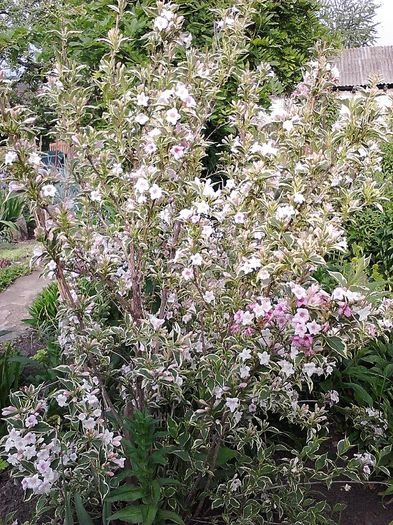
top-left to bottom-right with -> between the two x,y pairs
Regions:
229,282 -> 377,359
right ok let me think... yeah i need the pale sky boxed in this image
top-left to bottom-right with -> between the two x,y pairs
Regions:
376,0 -> 393,45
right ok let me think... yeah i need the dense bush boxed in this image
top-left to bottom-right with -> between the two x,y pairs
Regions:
0,2 -> 392,524
346,143 -> 393,288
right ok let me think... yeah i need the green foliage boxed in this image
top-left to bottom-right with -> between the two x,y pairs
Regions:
0,344 -> 24,435
323,339 -> 393,409
0,190 -> 25,238
0,261 -> 30,291
26,281 -> 59,337
319,337 -> 393,482
346,143 -> 393,289
27,341 -> 61,384
0,0 -> 330,136
107,411 -> 183,525
319,0 -> 379,48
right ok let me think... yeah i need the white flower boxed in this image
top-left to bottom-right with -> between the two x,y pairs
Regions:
111,163 -> 123,176
279,360 -> 294,377
2,406 -> 17,416
135,113 -> 149,125
241,311 -> 254,325
239,348 -> 251,361
82,418 -> 96,431
257,351 -> 270,366
148,128 -> 161,139
196,201 -> 209,214
22,474 -> 42,492
230,477 -> 242,491
303,363 -> 317,377
331,287 -> 346,301
157,89 -> 174,105
184,95 -> 196,108
154,16 -> 169,31
41,184 -> 56,198
9,181 -> 24,192
270,99 -> 286,119
28,152 -> 41,167
166,108 -> 181,125
283,120 -> 294,132
191,253 -> 203,266
326,390 -> 340,405
90,189 -> 102,202
234,212 -> 245,224
149,315 -> 165,331
293,192 -> 305,204
260,141 -> 278,156
135,177 -> 149,193
5,151 -> 17,165
56,393 -> 68,407
275,204 -> 295,221
162,8 -> 175,20
239,365 -> 250,379
136,93 -> 149,107
175,83 -> 190,101
149,184 -> 162,200
353,305 -> 372,321
203,291 -> 215,303
202,224 -> 213,238
226,397 -> 240,413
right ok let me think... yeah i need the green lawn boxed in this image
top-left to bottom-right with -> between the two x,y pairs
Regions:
0,241 -> 38,291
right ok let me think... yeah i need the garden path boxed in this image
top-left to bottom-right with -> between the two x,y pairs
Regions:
0,271 -> 48,342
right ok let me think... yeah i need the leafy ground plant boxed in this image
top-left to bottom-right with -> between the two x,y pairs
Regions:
0,344 -> 24,436
1,1 -> 393,524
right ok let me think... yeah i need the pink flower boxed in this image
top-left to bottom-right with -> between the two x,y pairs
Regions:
144,143 -> 157,154
170,145 -> 185,160
182,268 -> 193,280
306,320 -> 321,335
25,414 -> 38,428
293,323 -> 307,337
338,303 -> 352,318
234,310 -> 244,323
292,308 -> 309,324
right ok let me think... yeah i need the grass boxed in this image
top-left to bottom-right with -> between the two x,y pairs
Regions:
0,263 -> 31,292
0,241 -> 37,291
0,240 -> 37,262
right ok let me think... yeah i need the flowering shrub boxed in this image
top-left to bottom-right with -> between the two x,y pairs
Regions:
1,1 -> 393,523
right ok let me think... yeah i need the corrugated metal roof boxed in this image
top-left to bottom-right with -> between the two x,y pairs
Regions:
334,46 -> 393,88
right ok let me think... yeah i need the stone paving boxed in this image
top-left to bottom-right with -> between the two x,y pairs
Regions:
0,270 -> 48,342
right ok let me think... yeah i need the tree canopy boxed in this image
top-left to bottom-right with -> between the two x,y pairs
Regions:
319,0 -> 380,48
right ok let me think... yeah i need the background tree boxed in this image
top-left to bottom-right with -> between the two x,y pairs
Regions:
0,0 -> 330,100
0,0 -> 331,169
319,0 -> 380,48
